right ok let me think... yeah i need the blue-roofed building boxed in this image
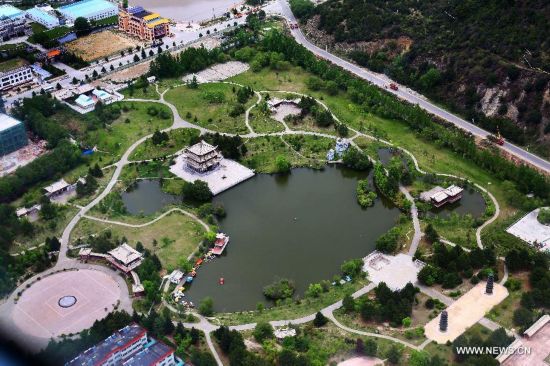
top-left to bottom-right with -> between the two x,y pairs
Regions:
122,340 -> 176,366
65,323 -> 148,366
0,5 -> 25,21
26,6 -> 60,29
0,113 -> 28,156
75,94 -> 95,110
59,0 -> 118,23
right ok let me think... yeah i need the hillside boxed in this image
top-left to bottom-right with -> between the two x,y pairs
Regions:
293,0 -> 550,157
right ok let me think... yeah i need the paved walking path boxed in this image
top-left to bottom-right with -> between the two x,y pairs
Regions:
2,80 -> 507,361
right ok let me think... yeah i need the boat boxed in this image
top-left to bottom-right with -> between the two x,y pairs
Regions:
219,277 -> 225,285
211,233 -> 229,255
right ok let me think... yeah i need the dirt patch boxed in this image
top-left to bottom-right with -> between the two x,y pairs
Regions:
66,30 -> 142,62
108,61 -> 151,82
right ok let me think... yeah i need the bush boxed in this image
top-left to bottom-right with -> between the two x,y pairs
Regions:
313,311 -> 328,327
253,322 -> 274,343
263,278 -> 295,300
375,227 -> 401,253
182,180 -> 212,203
198,297 -> 214,316
341,258 -> 363,278
538,208 -> 550,225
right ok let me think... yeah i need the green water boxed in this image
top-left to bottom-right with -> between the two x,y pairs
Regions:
185,166 -> 401,312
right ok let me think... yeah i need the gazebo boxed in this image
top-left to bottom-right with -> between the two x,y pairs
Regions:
184,140 -> 222,173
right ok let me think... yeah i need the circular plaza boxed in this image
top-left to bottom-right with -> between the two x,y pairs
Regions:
11,269 -> 124,340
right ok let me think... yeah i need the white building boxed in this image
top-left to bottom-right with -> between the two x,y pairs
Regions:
26,6 -> 60,29
0,66 -> 33,90
58,0 -> 118,23
74,94 -> 95,110
92,88 -> 112,103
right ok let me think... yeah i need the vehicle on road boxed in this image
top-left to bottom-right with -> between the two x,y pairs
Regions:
389,83 -> 399,91
487,129 -> 505,146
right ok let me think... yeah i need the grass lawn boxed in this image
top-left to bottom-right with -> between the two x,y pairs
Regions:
243,321 -> 415,366
217,278 -> 369,325
0,43 -> 25,51
29,26 -> 72,44
129,128 -> 200,161
0,58 -> 27,72
332,291 -> 432,347
164,82 -> 255,134
486,271 -> 530,330
29,22 -> 47,34
12,206 -> 79,253
248,107 -> 285,133
231,67 -> 517,233
85,102 -> 173,161
242,136 -> 311,173
71,210 -> 205,270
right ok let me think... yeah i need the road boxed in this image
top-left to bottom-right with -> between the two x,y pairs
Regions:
274,0 -> 550,174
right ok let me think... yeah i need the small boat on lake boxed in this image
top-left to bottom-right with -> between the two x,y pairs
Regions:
212,233 -> 229,255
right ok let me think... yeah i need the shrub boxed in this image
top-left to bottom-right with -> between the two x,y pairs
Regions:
253,322 -> 274,343
313,311 -> 328,327
263,278 -> 295,300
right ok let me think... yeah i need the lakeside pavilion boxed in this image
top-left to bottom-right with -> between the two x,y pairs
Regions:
184,140 -> 222,173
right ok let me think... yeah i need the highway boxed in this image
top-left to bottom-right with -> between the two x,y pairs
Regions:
275,0 -> 550,174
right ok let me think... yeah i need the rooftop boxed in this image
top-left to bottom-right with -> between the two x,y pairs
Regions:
123,340 -> 174,366
186,140 -> 218,156
26,7 -> 59,24
0,4 -> 24,20
59,0 -> 117,18
66,324 -> 146,366
43,178 -> 70,194
92,89 -> 111,100
108,243 -> 143,265
0,113 -> 23,133
75,94 -> 95,107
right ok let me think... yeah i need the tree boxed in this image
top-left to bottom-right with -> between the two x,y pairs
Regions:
306,283 -> 323,298
425,223 -> 439,243
263,278 -> 295,300
342,294 -> 355,313
364,339 -> 377,356
341,258 -> 363,278
275,155 -> 291,173
181,180 -> 212,203
198,297 -> 214,316
74,17 -> 90,36
253,322 -> 274,343
513,308 -> 534,330
89,163 -> 103,178
313,311 -> 328,327
386,345 -> 402,364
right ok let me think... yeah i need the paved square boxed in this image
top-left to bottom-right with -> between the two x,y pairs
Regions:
362,252 -> 424,290
502,324 -> 550,366
424,282 -> 508,344
506,208 -> 550,251
170,154 -> 255,195
12,269 -> 122,339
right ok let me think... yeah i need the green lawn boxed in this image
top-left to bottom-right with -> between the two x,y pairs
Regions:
71,211 -> 205,270
0,58 -> 27,72
129,128 -> 200,161
164,83 -> 255,134
217,278 -> 368,325
248,107 -> 285,133
242,136 -> 310,173
12,206 -> 79,253
85,102 -> 173,161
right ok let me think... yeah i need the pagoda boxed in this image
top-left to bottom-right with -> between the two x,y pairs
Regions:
184,140 -> 222,173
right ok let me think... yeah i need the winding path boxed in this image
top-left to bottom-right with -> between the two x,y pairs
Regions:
3,79 -> 507,362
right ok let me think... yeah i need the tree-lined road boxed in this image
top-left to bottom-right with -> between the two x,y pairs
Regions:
275,0 -> 550,174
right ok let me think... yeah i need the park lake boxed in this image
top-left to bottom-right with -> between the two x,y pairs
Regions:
121,166 -> 485,312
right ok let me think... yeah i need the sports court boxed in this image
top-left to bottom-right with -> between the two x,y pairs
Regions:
424,282 -> 508,344
12,269 -> 122,339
